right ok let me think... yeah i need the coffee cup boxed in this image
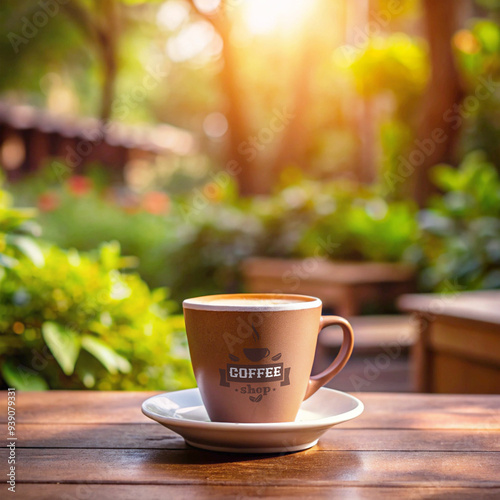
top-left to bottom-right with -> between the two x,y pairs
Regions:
183,293 -> 354,423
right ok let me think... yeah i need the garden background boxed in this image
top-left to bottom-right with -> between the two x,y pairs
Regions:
0,0 -> 499,391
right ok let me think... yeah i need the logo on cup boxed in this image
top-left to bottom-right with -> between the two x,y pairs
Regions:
219,326 -> 291,402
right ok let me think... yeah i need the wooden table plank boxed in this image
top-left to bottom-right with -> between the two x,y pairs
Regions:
15,424 -> 500,452
15,484 -> 500,500
7,449 -> 500,487
2,392 -> 498,429
344,393 -> 500,430
0,391 -> 159,424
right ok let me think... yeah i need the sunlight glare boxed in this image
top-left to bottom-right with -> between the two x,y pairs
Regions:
166,20 -> 222,62
157,1 -> 190,31
242,0 -> 314,35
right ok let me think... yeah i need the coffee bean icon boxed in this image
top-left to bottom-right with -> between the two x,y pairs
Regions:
243,348 -> 270,362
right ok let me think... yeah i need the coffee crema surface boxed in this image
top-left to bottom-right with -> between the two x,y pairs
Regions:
208,298 -> 303,306
183,294 -> 322,311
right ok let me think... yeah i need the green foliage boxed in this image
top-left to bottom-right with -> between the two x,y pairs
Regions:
475,0 -> 500,13
252,177 -> 418,263
350,34 -> 429,117
453,19 -> 500,167
349,34 -> 430,196
38,189 -> 178,290
10,170 -> 261,303
0,2 -> 97,107
10,168 -> 420,307
419,151 -> 500,291
0,183 -> 44,269
167,203 -> 262,299
0,184 -> 194,391
0,241 -> 195,390
11,154 -> 500,314
42,322 -> 81,376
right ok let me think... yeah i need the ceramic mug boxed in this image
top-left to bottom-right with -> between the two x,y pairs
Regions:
183,293 -> 354,423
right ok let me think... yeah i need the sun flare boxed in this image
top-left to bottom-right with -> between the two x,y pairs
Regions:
242,0 -> 314,35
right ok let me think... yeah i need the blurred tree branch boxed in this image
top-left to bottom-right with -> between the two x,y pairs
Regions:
61,0 -> 120,122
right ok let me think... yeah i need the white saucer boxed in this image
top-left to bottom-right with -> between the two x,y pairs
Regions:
142,387 -> 364,453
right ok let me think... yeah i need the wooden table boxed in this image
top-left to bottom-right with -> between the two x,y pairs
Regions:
2,391 -> 499,498
399,290 -> 500,393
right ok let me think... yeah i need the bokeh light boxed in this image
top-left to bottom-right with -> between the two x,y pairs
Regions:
166,20 -> 222,62
203,112 -> 229,138
156,1 -> 190,31
194,0 -> 221,15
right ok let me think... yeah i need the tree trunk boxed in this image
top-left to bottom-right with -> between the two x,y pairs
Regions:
97,33 -> 118,122
61,0 -> 119,122
270,35 -> 316,186
218,22 -> 256,195
413,0 -> 464,206
96,0 -> 119,122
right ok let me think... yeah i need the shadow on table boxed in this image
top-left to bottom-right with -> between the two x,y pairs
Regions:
146,444 -> 365,471
149,447 -> 305,465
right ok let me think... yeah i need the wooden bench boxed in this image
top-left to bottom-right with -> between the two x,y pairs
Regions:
242,257 -> 415,316
398,290 -> 500,394
320,315 -> 416,351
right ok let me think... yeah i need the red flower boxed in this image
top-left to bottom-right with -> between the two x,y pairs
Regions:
142,191 -> 170,215
37,192 -> 60,212
67,176 -> 92,196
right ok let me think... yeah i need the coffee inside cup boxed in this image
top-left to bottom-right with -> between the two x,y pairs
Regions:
183,294 -> 321,310
207,298 -> 304,306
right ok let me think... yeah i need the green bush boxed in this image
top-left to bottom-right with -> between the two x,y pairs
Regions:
166,201 -> 263,299
252,177 -> 419,263
419,151 -> 500,291
453,18 -> 500,166
38,190 -> 180,292
10,169 -> 420,306
11,171 -> 262,302
0,186 -> 195,391
7,152 -> 500,317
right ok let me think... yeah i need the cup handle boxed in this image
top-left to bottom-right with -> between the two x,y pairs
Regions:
303,316 -> 354,400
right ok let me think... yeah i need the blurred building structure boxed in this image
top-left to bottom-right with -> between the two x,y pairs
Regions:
0,100 -> 197,180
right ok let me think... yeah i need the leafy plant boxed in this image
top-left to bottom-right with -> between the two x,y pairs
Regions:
0,241 -> 195,391
0,182 -> 194,390
0,185 -> 44,269
350,34 -> 429,110
418,151 -> 500,290
11,170 -> 263,302
10,168 -> 421,308
253,177 -> 418,263
165,202 -> 263,300
452,18 -> 500,168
